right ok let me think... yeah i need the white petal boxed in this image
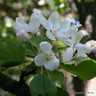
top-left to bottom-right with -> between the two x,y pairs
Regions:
56,32 -> 69,38
75,44 -> 92,54
61,37 -> 73,47
75,53 -> 87,63
71,24 -> 82,31
14,23 -> 28,32
60,19 -> 71,32
16,17 -> 27,26
28,13 -> 40,33
57,29 -> 72,38
65,60 -> 77,65
63,48 -> 73,62
43,57 -> 59,71
40,42 -> 52,54
34,53 -> 46,66
46,30 -> 56,40
39,15 -> 49,30
16,17 -> 28,32
77,52 -> 87,59
13,23 -> 22,31
33,9 -> 49,30
71,30 -> 77,44
33,9 -> 41,14
72,31 -> 83,44
76,31 -> 83,42
48,11 -> 60,29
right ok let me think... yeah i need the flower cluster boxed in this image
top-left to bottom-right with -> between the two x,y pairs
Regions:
14,9 -> 92,71
61,25 -> 91,65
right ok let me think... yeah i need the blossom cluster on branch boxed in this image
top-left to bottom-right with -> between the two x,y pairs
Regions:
14,9 -> 91,71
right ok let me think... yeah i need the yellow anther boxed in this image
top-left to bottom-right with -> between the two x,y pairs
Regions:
46,53 -> 54,61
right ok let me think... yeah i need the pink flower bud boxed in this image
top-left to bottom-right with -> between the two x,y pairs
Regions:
16,30 -> 29,42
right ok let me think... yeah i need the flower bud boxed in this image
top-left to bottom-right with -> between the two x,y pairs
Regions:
16,30 -> 29,42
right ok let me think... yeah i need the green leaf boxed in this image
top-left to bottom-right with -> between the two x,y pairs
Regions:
22,42 -> 36,57
25,62 -> 36,72
0,42 -> 25,67
30,35 -> 50,48
52,40 -> 67,53
49,70 -> 65,88
30,74 -> 57,96
56,88 -> 69,96
61,60 -> 96,80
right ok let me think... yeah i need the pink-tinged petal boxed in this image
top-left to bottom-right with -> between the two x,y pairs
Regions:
16,30 -> 29,42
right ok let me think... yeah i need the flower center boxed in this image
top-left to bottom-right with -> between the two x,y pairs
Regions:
50,28 -> 60,37
74,37 -> 79,45
46,53 -> 54,61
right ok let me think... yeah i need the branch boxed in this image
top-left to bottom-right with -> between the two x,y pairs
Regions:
20,68 -> 36,83
0,72 -> 31,96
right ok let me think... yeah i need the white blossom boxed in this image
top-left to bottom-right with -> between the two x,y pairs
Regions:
33,9 -> 71,40
61,25 -> 92,65
35,42 -> 59,71
14,13 -> 40,33
14,13 -> 40,42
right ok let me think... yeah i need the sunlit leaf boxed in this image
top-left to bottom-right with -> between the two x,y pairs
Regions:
61,60 -> 96,80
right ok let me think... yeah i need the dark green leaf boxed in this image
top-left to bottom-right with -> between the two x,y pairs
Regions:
25,62 -> 36,72
56,88 -> 69,96
30,74 -> 57,96
30,35 -> 50,48
49,70 -> 65,88
22,42 -> 36,57
0,42 -> 25,67
61,60 -> 96,80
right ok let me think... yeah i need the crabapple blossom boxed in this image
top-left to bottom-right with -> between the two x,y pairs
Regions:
35,42 -> 59,71
33,9 -> 71,40
14,13 -> 40,42
61,25 -> 92,65
14,9 -> 92,66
